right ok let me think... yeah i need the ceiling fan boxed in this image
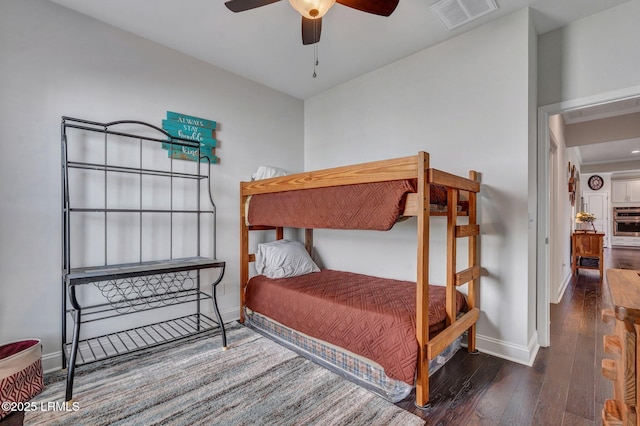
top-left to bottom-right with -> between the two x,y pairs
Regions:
224,0 -> 399,45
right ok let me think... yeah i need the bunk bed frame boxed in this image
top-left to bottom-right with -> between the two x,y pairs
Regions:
239,151 -> 480,409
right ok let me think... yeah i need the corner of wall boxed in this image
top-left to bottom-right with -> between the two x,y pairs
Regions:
476,331 -> 540,366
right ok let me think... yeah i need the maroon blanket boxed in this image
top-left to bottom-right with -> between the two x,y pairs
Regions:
245,269 -> 467,385
247,180 -> 469,230
248,180 -> 417,231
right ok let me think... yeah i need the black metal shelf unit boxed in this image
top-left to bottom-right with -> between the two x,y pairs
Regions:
61,117 -> 226,402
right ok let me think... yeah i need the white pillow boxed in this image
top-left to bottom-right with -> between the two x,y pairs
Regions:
255,240 -> 320,279
251,165 -> 289,181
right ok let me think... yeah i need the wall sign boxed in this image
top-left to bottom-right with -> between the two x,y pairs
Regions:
162,111 -> 219,163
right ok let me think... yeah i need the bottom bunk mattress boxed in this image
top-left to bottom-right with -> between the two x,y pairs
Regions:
244,308 -> 462,402
245,269 -> 468,386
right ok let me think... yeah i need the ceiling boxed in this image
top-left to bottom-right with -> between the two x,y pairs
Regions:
49,0 -> 630,100
48,0 -> 637,169
563,97 -> 640,170
579,136 -> 640,166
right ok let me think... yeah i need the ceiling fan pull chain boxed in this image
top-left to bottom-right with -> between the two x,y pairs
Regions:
313,43 -> 318,78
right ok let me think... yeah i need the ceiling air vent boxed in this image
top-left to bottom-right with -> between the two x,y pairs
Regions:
430,0 -> 498,30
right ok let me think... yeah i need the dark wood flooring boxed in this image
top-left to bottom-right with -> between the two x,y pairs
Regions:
397,247 -> 640,425
2,249 -> 637,426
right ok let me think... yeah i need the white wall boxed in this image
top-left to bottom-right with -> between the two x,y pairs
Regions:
539,0 -> 640,106
526,12 -> 538,344
0,0 -> 304,371
304,9 -> 537,364
548,115 -> 580,303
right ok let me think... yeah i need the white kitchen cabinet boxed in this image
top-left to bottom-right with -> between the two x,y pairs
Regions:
611,236 -> 640,247
612,180 -> 640,203
632,181 -> 640,202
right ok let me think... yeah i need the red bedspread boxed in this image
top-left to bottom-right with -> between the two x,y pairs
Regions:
247,180 -> 468,230
247,180 -> 417,230
245,269 -> 467,385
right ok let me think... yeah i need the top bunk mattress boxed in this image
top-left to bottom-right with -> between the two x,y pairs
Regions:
247,179 -> 463,230
245,269 -> 467,385
247,180 -> 417,230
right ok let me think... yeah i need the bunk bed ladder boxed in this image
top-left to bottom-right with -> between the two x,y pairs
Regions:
240,189 -> 249,323
416,161 -> 481,410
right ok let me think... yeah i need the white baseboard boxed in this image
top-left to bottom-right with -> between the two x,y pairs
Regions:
219,306 -> 240,323
475,331 -> 540,366
42,351 -> 64,374
554,273 -> 573,304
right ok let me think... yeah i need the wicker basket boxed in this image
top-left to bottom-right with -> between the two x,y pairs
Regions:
0,339 -> 43,419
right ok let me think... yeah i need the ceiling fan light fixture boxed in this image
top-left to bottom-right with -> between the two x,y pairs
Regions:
289,0 -> 336,19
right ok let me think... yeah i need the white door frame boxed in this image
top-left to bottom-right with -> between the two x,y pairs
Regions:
548,134 -> 559,304
537,85 -> 640,348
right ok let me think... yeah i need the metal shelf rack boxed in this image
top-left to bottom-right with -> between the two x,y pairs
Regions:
61,117 -> 226,402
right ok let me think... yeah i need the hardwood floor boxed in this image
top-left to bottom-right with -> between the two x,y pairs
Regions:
397,247 -> 640,425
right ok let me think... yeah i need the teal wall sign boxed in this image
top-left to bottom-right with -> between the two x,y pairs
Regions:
162,111 -> 219,163
166,111 -> 216,130
167,145 -> 219,163
162,120 -> 217,145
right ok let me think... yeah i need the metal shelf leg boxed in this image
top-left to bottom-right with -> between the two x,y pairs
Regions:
66,286 -> 81,402
211,265 -> 227,349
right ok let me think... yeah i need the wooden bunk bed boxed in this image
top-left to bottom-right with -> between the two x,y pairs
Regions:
239,151 -> 481,409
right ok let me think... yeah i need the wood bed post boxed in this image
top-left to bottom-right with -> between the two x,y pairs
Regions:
467,170 -> 479,352
240,186 -> 249,323
446,187 -> 458,327
415,151 -> 431,409
305,228 -> 313,256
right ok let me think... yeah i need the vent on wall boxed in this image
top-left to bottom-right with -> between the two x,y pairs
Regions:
430,0 -> 498,30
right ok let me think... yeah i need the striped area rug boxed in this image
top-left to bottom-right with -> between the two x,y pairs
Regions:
25,323 -> 424,425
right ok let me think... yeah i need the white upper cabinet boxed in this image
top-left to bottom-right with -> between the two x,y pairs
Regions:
612,180 -> 640,203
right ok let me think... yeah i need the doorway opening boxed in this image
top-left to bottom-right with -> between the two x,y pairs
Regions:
537,86 -> 640,347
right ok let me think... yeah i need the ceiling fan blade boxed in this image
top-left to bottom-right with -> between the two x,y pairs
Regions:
336,0 -> 399,16
302,17 -> 322,45
224,0 -> 281,12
